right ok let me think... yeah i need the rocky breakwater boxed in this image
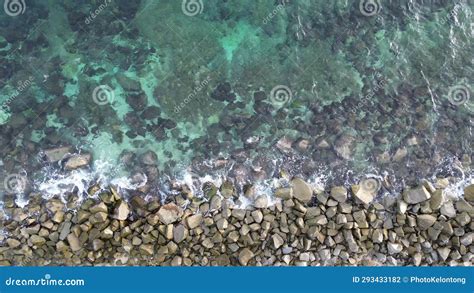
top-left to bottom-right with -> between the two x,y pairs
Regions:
0,177 -> 473,266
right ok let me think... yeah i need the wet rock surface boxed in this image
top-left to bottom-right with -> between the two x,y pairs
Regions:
0,176 -> 472,267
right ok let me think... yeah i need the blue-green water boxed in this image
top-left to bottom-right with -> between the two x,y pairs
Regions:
0,0 -> 472,204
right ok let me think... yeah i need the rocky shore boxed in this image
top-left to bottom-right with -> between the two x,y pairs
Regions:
0,177 -> 473,266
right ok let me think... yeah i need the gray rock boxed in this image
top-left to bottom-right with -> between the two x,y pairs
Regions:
43,146 -> 72,163
173,224 -> 188,243
66,233 -> 81,252
238,248 -> 254,266
429,190 -> 444,210
387,242 -> 403,255
59,222 -> 72,241
333,134 -> 355,160
464,184 -> 474,202
291,178 -> 313,203
353,178 -> 379,205
186,214 -> 203,229
275,187 -> 293,200
403,186 -> 431,204
64,153 -> 92,170
417,214 -> 437,230
330,186 -> 347,203
157,203 -> 182,224
272,234 -> 284,249
440,201 -> 456,218
140,151 -> 158,165
113,201 -> 130,221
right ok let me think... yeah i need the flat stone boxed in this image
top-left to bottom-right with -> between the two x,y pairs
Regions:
59,222 -> 72,241
113,201 -> 130,221
157,203 -> 182,224
330,186 -> 347,203
238,248 -> 254,266
64,153 -> 92,170
437,247 -> 450,261
140,244 -> 155,255
291,178 -> 313,203
253,195 -> 268,208
464,184 -> 474,202
429,190 -> 444,210
417,214 -> 437,230
251,210 -> 263,223
6,238 -> 21,248
43,146 -> 72,163
186,214 -> 203,229
173,224 -> 188,243
387,242 -> 403,255
93,212 -> 108,222
92,239 -> 104,251
30,235 -> 46,246
275,187 -> 293,199
272,234 -> 284,249
90,202 -> 108,213
440,201 -> 456,218
372,230 -> 383,243
67,233 -> 81,252
46,199 -> 65,213
403,186 -> 431,204
353,179 -> 379,205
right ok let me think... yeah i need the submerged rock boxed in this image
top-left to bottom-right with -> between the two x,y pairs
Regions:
43,146 -> 72,163
64,153 -> 92,170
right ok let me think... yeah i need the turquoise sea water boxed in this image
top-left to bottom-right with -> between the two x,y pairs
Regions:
0,0 -> 472,203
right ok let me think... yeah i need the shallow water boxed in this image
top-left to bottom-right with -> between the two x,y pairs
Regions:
0,0 -> 473,204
